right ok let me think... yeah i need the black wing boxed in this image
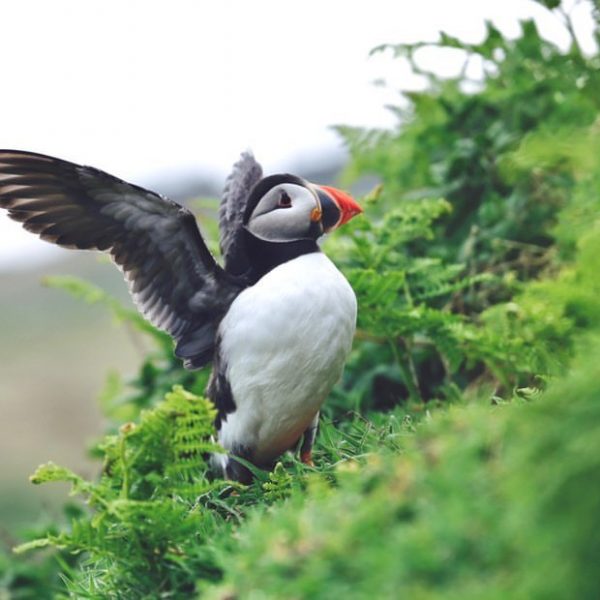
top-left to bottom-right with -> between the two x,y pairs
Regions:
218,151 -> 263,276
0,150 -> 244,369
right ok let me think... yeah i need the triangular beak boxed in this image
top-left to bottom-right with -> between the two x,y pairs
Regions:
318,185 -> 363,227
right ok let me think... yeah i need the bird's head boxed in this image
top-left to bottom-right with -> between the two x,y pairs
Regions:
243,174 -> 362,244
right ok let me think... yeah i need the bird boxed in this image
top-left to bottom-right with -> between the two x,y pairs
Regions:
0,150 -> 362,482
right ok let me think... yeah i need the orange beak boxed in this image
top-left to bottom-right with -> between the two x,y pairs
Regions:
319,185 -> 363,227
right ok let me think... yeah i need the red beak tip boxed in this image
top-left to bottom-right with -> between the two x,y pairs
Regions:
320,184 -> 363,226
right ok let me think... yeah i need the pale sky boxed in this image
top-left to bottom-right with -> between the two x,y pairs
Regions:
0,0 -> 594,270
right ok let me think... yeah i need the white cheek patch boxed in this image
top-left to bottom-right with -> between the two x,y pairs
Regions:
247,209 -> 307,242
247,185 -> 318,242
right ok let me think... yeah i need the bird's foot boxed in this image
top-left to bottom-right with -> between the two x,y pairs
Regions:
300,450 -> 314,467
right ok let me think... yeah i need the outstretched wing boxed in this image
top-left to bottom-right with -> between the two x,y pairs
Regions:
218,151 -> 263,276
0,150 -> 244,369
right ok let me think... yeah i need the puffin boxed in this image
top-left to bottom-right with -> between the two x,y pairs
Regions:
0,150 -> 362,482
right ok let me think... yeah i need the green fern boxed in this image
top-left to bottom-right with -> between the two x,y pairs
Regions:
262,462 -> 295,502
15,386 -> 229,597
326,197 -> 505,406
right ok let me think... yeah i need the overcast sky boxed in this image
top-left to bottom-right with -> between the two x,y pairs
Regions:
0,0 -> 595,270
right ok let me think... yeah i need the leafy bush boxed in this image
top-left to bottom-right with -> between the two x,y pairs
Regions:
12,387 -> 224,597
207,334 -> 600,600
331,1 -> 600,409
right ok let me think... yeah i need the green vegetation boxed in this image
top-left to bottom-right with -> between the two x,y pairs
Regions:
2,1 -> 600,597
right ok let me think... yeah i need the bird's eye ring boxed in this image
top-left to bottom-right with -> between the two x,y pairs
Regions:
278,191 -> 292,208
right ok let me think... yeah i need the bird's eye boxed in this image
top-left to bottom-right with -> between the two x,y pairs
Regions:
278,191 -> 292,208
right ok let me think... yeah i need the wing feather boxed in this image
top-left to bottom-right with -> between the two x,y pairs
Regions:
0,150 -> 243,369
218,151 -> 263,275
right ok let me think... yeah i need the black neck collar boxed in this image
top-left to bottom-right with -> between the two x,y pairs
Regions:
244,232 -> 320,283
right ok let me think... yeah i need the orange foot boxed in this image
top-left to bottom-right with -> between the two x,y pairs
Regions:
300,450 -> 314,467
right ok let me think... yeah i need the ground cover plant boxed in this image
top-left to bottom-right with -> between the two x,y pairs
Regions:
2,1 -> 599,597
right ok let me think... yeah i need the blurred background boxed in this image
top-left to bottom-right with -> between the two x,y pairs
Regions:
0,0 -> 594,532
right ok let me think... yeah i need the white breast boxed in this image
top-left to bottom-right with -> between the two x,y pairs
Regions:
217,252 -> 357,465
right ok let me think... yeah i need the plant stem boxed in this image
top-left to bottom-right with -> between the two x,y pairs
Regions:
558,4 -> 583,58
119,435 -> 130,500
390,337 -> 423,403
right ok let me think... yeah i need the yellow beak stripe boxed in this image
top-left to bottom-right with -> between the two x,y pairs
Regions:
310,207 -> 322,222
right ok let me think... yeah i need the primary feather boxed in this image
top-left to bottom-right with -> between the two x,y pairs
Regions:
0,150 -> 243,368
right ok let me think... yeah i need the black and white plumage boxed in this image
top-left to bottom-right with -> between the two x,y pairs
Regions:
0,149 -> 363,481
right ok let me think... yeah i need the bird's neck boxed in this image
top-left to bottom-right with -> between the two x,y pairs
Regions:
244,233 -> 320,283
